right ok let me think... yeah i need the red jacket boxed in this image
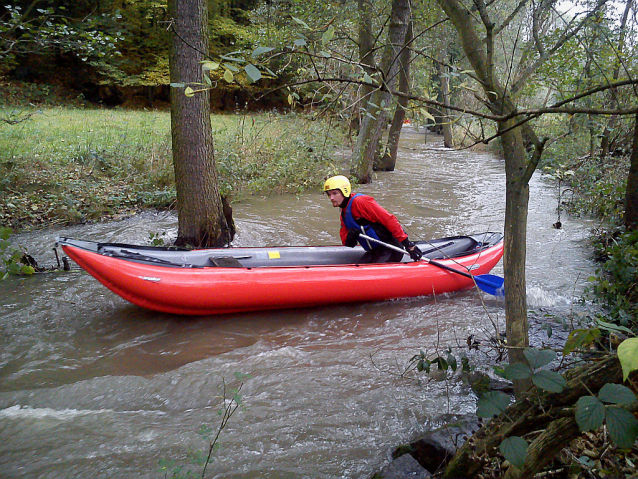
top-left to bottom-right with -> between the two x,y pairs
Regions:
339,194 -> 408,245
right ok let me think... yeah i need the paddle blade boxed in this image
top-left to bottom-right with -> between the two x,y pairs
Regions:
474,274 -> 505,297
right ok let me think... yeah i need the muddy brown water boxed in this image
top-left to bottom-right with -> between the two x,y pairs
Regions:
0,129 -> 597,478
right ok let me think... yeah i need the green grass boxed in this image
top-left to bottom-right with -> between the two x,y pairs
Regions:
0,107 -> 347,230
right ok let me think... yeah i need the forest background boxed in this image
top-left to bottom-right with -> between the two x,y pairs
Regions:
1,0 -> 638,477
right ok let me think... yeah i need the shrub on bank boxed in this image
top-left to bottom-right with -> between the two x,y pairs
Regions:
541,146 -> 636,328
590,230 -> 638,328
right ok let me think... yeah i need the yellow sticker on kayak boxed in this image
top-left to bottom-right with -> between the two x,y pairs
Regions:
268,251 -> 281,259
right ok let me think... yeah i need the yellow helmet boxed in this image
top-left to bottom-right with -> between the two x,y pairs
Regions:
323,175 -> 351,197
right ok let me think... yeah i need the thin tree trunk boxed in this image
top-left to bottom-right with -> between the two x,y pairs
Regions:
353,0 -> 375,135
435,0 -> 532,396
437,51 -> 453,148
168,0 -> 231,247
501,122 -> 531,396
626,113 -> 638,229
351,0 -> 410,183
377,20 -> 412,171
600,0 -> 633,158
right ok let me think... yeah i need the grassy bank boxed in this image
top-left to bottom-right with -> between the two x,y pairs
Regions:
0,107 -> 348,231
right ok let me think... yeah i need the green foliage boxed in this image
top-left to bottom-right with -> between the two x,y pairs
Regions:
589,231 -> 638,327
213,113 -> 346,198
575,383 -> 638,448
477,391 -> 511,418
497,348 -> 567,394
410,347 -> 465,376
499,436 -> 528,468
0,4 -> 123,68
481,346 -> 637,470
618,338 -> 638,381
0,226 -> 34,278
563,328 -> 602,356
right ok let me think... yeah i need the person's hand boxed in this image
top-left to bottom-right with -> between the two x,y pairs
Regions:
345,229 -> 360,247
401,238 -> 423,261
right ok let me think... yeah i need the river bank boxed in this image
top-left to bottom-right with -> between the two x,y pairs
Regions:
0,107 -> 348,232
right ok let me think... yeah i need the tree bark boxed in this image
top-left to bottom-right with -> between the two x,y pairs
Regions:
352,0 -> 376,135
501,121 -> 531,396
626,113 -> 638,229
436,50 -> 453,148
350,0 -> 410,183
377,20 -> 412,171
599,0 -> 633,159
168,0 -> 232,247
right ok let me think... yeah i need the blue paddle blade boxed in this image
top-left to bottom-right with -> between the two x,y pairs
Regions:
474,274 -> 505,297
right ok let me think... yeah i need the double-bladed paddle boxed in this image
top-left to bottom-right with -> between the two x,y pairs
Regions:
358,233 -> 505,297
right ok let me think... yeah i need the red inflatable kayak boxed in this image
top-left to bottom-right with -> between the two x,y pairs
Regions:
57,232 -> 504,315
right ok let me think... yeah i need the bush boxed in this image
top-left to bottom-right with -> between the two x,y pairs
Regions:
589,230 -> 638,327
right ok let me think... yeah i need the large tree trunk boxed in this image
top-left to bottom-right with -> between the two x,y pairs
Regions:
168,0 -> 231,247
350,0 -> 410,183
626,113 -> 638,229
377,20 -> 412,171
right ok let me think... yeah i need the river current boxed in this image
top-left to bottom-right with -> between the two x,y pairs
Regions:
0,128 -> 597,478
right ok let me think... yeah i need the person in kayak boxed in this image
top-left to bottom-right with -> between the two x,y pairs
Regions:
323,175 -> 423,263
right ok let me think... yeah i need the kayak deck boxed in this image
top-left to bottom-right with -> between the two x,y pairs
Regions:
58,232 -> 503,269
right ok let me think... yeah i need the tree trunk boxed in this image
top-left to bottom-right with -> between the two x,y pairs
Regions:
500,121 -> 531,396
350,0 -> 410,183
352,0 -> 375,135
435,0 -> 532,396
377,20 -> 412,171
599,0 -> 633,159
168,0 -> 232,247
437,52 -> 453,148
626,113 -> 638,229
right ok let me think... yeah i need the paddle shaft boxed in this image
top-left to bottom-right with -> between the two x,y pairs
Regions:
358,233 -> 475,278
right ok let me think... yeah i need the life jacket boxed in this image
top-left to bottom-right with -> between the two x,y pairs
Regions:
342,194 -> 382,251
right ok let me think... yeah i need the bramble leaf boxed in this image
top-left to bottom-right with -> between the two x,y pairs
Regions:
524,348 -> 556,369
477,391 -> 511,418
531,370 -> 566,393
251,46 -> 274,57
292,16 -> 309,28
575,396 -> 605,431
605,406 -> 638,448
503,362 -> 533,380
500,436 -> 528,468
563,328 -> 601,355
618,338 -> 638,381
321,25 -> 335,46
244,64 -> 262,83
598,383 -> 637,405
